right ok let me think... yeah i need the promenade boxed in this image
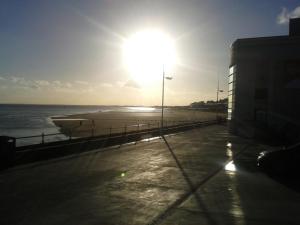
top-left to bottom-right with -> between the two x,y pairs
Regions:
1,125 -> 300,225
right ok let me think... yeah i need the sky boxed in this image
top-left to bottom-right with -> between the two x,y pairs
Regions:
0,0 -> 299,106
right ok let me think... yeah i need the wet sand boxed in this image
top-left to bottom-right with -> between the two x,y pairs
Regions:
52,109 -> 225,137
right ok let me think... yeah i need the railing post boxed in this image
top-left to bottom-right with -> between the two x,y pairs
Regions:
69,131 -> 72,140
148,123 -> 150,130
92,119 -> 95,137
41,132 -> 45,144
137,122 -> 139,132
124,125 -> 127,136
109,126 -> 112,137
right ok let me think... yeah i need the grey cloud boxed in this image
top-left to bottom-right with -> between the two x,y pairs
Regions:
53,80 -> 62,86
35,80 -> 50,86
9,77 -> 49,89
124,80 -> 141,89
277,6 -> 300,25
65,82 -> 72,88
100,83 -> 113,88
75,80 -> 89,85
29,84 -> 40,90
11,76 -> 26,84
1,76 -> 100,94
5,76 -> 74,91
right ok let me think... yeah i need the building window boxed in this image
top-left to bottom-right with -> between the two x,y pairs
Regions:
228,82 -> 233,91
228,94 -> 233,104
228,65 -> 236,120
229,66 -> 236,75
229,75 -> 234,83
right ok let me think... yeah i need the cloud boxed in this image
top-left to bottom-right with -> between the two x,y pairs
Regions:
75,80 -> 89,85
116,81 -> 125,87
124,79 -> 141,89
8,77 -> 42,90
100,82 -> 113,88
65,82 -> 72,88
10,76 -> 35,89
53,80 -> 62,86
2,76 -> 73,91
0,76 -> 121,95
50,80 -> 76,92
277,6 -> 300,24
11,76 -> 26,84
34,80 -> 50,86
29,84 -> 40,90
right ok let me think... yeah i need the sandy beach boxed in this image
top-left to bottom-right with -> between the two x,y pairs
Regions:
52,109 -> 226,138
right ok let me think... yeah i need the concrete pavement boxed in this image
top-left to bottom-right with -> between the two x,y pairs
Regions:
1,125 -> 300,225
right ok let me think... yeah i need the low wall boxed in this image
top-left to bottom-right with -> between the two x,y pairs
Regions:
4,119 -> 226,169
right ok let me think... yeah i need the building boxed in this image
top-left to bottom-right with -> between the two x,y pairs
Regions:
229,18 -> 300,143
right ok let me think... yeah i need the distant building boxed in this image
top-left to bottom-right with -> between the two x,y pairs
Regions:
229,18 -> 300,142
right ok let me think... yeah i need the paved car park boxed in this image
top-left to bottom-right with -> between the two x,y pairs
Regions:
1,124 -> 300,225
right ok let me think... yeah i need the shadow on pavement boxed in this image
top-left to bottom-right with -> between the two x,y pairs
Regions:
148,135 -> 219,225
274,177 -> 300,193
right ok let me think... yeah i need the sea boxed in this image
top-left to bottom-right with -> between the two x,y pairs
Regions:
0,104 -> 158,146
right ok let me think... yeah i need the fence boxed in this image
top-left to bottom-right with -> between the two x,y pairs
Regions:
7,118 -> 226,167
14,119 -> 204,147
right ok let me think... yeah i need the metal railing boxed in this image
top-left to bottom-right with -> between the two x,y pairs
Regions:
14,119 -> 201,147
7,118 -> 227,169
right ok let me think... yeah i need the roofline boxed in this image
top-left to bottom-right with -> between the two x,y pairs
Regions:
230,35 -> 300,48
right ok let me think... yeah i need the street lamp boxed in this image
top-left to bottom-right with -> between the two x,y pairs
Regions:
216,75 -> 224,118
161,64 -> 172,133
216,75 -> 224,103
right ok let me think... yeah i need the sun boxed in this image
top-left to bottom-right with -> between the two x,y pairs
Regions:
122,29 -> 176,85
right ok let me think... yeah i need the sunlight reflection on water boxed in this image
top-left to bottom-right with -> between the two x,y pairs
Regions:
127,106 -> 156,112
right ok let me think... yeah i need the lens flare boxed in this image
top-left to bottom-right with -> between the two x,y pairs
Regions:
123,30 -> 176,85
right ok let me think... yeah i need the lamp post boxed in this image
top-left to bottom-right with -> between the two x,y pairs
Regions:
161,65 -> 165,131
161,64 -> 172,133
216,75 -> 224,103
216,75 -> 224,118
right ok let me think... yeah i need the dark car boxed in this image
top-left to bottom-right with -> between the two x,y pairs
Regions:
257,143 -> 300,177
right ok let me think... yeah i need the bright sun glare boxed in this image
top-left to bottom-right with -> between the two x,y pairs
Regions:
123,30 -> 176,85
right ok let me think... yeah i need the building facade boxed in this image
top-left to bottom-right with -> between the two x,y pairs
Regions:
229,18 -> 300,142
